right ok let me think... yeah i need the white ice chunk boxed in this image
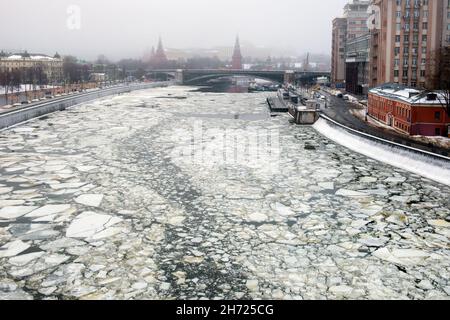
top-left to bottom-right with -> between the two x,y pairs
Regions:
0,206 -> 38,219
26,204 -> 71,218
0,240 -> 30,258
66,211 -> 122,239
75,194 -> 104,207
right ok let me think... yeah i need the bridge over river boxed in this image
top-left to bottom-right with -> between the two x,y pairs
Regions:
147,69 -> 330,85
0,86 -> 449,300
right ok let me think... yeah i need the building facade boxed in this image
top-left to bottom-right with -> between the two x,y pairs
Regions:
345,34 -> 371,94
344,0 -> 371,40
443,0 -> 450,46
0,52 -> 63,82
331,18 -> 348,88
369,0 -> 448,89
368,83 -> 450,136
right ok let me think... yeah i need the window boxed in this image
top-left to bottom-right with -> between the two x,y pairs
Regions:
404,47 -> 409,54
396,35 -> 401,42
422,22 -> 428,29
403,69 -> 409,77
435,111 -> 441,120
394,70 -> 399,77
420,70 -> 425,77
395,47 -> 401,55
397,11 -> 402,17
435,128 -> 441,136
395,59 -> 400,66
396,0 -> 402,5
397,23 -> 401,31
422,47 -> 427,54
423,11 -> 428,18
422,35 -> 427,41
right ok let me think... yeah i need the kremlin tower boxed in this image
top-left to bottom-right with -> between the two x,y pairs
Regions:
231,36 -> 243,70
150,37 -> 168,68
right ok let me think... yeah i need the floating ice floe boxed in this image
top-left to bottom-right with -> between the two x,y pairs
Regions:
75,194 -> 104,207
273,203 -> 295,217
0,206 -> 38,219
335,189 -> 369,197
9,252 -> 45,267
66,211 -> 122,239
0,240 -> 30,258
247,212 -> 268,222
25,204 -> 72,218
373,247 -> 430,266
428,220 -> 450,228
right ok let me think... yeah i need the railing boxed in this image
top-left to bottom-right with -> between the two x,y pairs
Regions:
0,82 -> 172,131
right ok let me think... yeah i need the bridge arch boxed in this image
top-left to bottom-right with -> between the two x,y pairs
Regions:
183,73 -> 284,85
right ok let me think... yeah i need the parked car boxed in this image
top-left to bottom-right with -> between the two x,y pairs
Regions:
343,95 -> 350,101
336,93 -> 343,98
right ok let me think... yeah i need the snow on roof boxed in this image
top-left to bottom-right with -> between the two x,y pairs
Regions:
369,83 -> 446,105
2,53 -> 59,61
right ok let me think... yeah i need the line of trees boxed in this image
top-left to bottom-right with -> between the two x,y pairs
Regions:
0,65 -> 49,104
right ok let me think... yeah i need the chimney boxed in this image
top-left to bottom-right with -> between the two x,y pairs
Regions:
426,93 -> 437,101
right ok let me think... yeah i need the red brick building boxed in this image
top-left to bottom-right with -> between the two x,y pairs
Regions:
368,83 -> 450,136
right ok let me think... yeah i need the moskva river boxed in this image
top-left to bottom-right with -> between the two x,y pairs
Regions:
0,86 -> 449,299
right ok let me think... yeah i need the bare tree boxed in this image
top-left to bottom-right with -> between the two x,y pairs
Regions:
427,46 -> 450,117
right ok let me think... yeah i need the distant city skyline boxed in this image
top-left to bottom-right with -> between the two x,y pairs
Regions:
0,0 -> 348,61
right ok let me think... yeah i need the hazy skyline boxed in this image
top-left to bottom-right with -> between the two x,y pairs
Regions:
0,0 -> 349,61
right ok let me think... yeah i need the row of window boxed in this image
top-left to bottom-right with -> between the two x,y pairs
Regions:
395,34 -> 428,42
396,0 -> 429,7
394,58 -> 427,66
394,120 -> 410,133
396,10 -> 428,18
394,46 -> 427,55
396,22 -> 429,31
395,104 -> 411,119
394,69 -> 426,79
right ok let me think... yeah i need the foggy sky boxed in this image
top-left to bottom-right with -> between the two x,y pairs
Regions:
0,0 -> 349,61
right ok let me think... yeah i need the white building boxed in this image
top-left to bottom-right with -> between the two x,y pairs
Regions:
0,52 -> 63,82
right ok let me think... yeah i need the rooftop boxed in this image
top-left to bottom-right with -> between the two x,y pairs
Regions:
0,53 -> 61,61
369,83 -> 448,105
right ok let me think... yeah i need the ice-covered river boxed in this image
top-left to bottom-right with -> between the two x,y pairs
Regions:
0,86 -> 449,300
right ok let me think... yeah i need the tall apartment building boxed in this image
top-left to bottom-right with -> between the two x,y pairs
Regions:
331,18 -> 348,88
369,0 -> 449,89
443,0 -> 450,45
346,34 -> 371,94
332,1 -> 370,89
344,0 -> 371,40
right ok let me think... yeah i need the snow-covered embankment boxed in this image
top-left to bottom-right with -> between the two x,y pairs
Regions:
313,117 -> 450,186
